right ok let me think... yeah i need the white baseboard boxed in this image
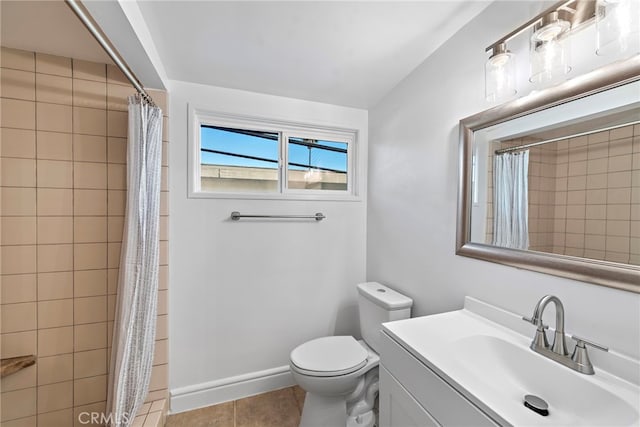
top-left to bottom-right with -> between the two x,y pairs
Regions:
169,365 -> 295,414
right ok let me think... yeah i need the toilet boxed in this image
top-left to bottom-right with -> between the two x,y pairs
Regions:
289,282 -> 413,427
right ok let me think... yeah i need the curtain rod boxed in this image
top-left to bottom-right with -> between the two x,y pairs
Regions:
64,0 -> 156,107
495,120 -> 640,155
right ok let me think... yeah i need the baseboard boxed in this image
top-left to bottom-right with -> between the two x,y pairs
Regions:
169,365 -> 295,414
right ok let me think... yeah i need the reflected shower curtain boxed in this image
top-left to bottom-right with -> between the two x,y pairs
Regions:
107,96 -> 163,426
492,150 -> 529,250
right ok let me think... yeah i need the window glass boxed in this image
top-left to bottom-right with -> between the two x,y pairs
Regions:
287,137 -> 348,191
200,125 -> 279,192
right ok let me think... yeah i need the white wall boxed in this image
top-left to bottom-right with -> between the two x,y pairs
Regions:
367,0 -> 640,363
168,80 -> 368,411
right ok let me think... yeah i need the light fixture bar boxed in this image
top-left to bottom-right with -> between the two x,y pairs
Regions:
485,0 -> 595,53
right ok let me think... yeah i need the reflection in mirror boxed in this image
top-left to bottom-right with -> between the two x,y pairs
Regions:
469,81 -> 639,267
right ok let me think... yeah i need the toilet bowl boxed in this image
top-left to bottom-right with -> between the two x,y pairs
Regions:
289,282 -> 413,427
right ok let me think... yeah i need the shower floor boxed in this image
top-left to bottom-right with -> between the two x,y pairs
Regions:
165,386 -> 305,427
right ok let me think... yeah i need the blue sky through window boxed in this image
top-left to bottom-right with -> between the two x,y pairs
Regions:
201,126 -> 347,173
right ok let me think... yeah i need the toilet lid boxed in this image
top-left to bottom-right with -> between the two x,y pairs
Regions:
290,336 -> 368,376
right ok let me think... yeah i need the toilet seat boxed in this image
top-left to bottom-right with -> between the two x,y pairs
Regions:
290,336 -> 368,377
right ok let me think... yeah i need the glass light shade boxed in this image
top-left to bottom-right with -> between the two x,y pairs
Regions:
596,0 -> 640,57
529,17 -> 571,86
485,45 -> 516,102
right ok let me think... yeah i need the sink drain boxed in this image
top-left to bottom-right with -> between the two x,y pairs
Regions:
523,394 -> 549,416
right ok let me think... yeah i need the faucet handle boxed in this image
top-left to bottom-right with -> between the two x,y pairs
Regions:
522,316 -> 549,330
571,335 -> 609,352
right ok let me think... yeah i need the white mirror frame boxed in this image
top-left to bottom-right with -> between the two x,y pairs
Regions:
457,55 -> 640,293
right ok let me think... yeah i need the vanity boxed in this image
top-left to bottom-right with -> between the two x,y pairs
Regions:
378,297 -> 640,426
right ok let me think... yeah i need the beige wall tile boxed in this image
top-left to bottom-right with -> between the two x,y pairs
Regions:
566,205 -> 586,220
38,271 -> 73,301
159,216 -> 168,241
73,60 -> 106,82
38,326 -> 73,357
608,154 -> 632,172
37,188 -> 72,216
610,125 -> 633,141
607,171 -> 631,188
35,53 -> 71,77
35,74 -> 72,105
107,137 -> 126,164
74,216 -> 107,243
1,68 -> 35,101
606,236 -> 630,253
588,142 -> 609,159
631,237 -> 640,255
37,409 -> 72,427
37,244 -> 73,272
107,190 -> 126,215
567,160 -> 586,177
633,204 -> 640,221
606,251 -> 629,263
37,354 -> 73,385
147,89 -> 168,113
587,157 -> 608,175
36,103 -> 72,133
162,142 -> 168,166
587,131 -> 608,145
1,387 -> 37,422
108,216 -> 124,242
2,158 -> 36,187
156,315 -> 168,340
73,79 -> 106,109
107,110 -> 127,138
107,268 -> 119,295
565,219 -> 585,234
160,192 -> 168,216
1,128 -> 36,158
37,381 -> 73,414
73,107 -> 106,136
74,162 -> 107,189
3,416 -> 36,427
1,331 -> 36,359
74,189 -> 107,216
74,322 -> 107,352
631,221 -> 640,238
143,411 -> 162,427
74,296 -> 107,324
162,117 -> 169,142
607,204 -> 631,221
157,290 -> 168,315
161,166 -> 169,191
1,245 -> 36,275
38,299 -> 73,328
586,188 -> 607,205
143,390 -> 167,405
148,364 -> 167,391
567,175 -> 586,190
106,64 -> 129,86
37,217 -> 73,244
1,217 -> 36,245
73,375 -> 107,406
1,274 -> 36,304
2,47 -> 35,71
1,98 -> 35,129
74,243 -> 107,270
108,242 -> 121,269
158,266 -> 168,291
609,137 -> 633,157
74,269 -> 107,297
74,349 -> 107,379
36,160 -> 73,188
1,302 -> 36,333
107,294 -> 116,321
73,134 -> 106,162
607,187 -> 631,204
2,187 -> 36,215
36,131 -> 72,160
107,83 -> 134,111
607,220 -> 630,237
153,340 -> 168,366
1,364 -> 36,392
107,163 -> 126,190
584,249 -> 606,260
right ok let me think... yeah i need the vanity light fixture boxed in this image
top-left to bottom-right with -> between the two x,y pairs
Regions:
485,42 -> 517,102
484,0 -> 596,102
529,11 -> 572,85
596,0 -> 640,57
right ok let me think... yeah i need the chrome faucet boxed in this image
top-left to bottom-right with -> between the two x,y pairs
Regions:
524,295 -> 608,375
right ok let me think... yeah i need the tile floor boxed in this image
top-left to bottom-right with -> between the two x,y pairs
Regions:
166,386 -> 306,427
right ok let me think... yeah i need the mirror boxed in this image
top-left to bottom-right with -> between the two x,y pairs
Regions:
457,56 -> 640,292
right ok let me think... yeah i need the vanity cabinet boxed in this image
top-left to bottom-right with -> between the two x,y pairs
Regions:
379,331 -> 499,427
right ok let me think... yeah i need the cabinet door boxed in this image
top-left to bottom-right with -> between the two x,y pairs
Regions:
379,365 -> 439,427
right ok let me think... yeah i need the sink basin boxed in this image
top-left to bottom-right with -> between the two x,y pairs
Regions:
382,300 -> 640,426
451,335 -> 639,426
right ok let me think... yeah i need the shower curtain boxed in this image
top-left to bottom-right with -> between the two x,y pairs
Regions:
492,150 -> 529,250
107,96 -> 163,427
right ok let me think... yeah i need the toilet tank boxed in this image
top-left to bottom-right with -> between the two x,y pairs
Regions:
357,282 -> 413,353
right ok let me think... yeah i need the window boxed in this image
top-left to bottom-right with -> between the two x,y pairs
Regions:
189,109 -> 357,199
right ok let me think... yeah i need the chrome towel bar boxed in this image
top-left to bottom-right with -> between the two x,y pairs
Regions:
230,211 -> 325,221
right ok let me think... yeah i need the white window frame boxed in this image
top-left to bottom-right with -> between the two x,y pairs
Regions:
188,106 -> 359,201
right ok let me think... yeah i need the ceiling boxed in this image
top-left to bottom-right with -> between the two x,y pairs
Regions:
1,0 -> 112,64
137,1 -> 491,108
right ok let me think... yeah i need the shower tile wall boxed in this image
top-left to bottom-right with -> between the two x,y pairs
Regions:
486,125 -> 640,265
0,47 -> 169,427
